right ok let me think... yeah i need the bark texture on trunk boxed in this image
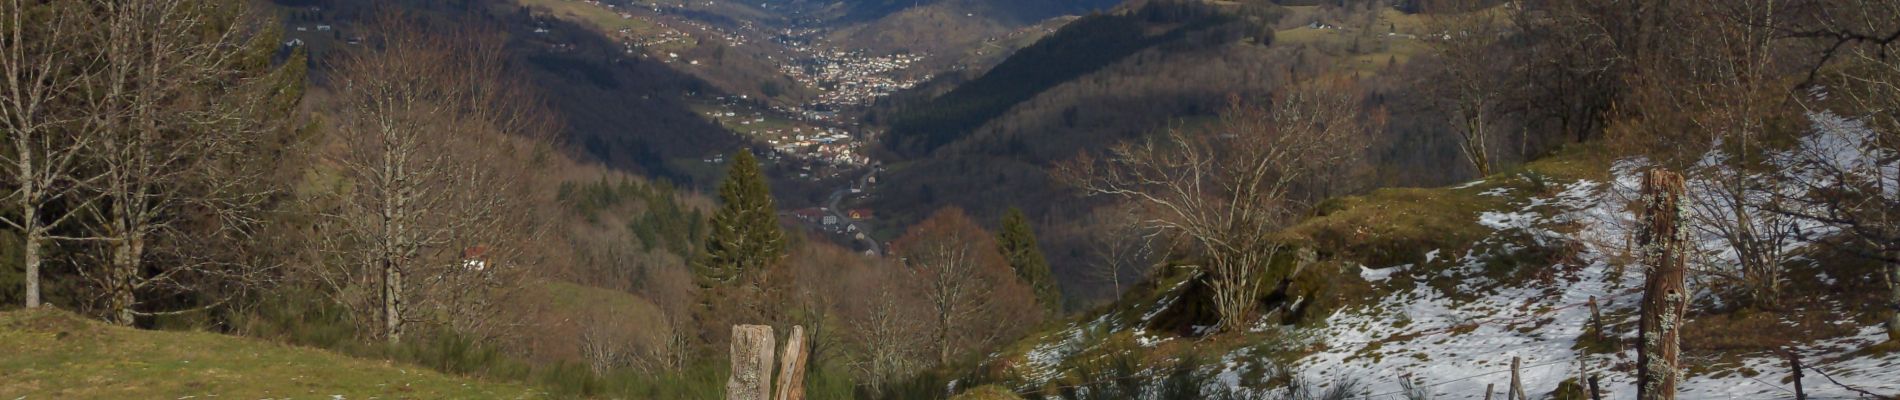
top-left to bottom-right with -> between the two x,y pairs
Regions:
384,256 -> 404,345
1637,169 -> 1688,400
23,217 -> 40,308
727,324 -> 774,400
106,231 -> 143,326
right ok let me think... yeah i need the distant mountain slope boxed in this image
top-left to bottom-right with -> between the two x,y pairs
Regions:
881,1 -> 1269,157
502,8 -> 750,183
821,0 -> 1120,59
828,0 -> 1123,26
880,11 -> 1199,158
859,1 -> 1290,304
0,309 -> 537,398
290,0 -> 747,184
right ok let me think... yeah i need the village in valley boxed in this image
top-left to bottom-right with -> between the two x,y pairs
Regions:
513,0 -> 940,175
501,0 -> 942,251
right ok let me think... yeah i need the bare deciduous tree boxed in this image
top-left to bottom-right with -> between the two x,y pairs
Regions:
79,0 -> 295,325
1610,0 -> 1807,308
1779,0 -> 1900,341
318,15 -> 553,344
1083,205 -> 1160,297
843,270 -> 928,396
1424,10 -> 1510,176
0,0 -> 96,309
578,307 -> 634,374
639,262 -> 697,371
891,207 -> 1040,367
1058,82 -> 1376,332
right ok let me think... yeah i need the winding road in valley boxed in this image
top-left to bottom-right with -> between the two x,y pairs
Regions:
824,168 -> 881,255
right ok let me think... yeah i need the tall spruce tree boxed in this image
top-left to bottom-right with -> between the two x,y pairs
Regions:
696,150 -> 786,286
998,207 -> 1060,312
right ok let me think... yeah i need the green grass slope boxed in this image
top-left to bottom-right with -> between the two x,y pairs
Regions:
0,308 -> 539,399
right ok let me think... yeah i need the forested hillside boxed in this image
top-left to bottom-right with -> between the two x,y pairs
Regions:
0,0 -> 757,397
863,0 -> 1445,307
289,0 -> 747,182
880,1 -> 1269,159
893,0 -> 1900,398
6,0 -> 1900,399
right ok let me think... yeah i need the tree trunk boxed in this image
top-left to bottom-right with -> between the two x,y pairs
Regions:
936,321 -> 951,367
1886,258 -> 1898,343
23,213 -> 40,309
384,254 -> 404,345
383,159 -> 407,345
106,230 -> 142,326
728,325 -> 775,400
774,325 -> 808,400
1637,169 -> 1687,400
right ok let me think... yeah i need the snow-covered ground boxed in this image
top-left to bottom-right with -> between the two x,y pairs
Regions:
1288,172 -> 1644,399
991,113 -> 1900,399
1285,113 -> 1900,399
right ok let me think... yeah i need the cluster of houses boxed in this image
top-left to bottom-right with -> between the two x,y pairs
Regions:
694,95 -> 870,169
280,6 -> 353,48
543,0 -> 890,174
778,49 -> 930,110
541,0 -> 745,64
791,207 -> 873,233
625,27 -> 694,55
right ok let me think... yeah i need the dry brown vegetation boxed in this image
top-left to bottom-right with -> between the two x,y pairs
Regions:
1059,81 -> 1379,332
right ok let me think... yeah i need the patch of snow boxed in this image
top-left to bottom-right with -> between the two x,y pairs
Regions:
1013,112 -> 1900,398
1359,264 -> 1403,283
1270,113 -> 1900,398
1477,210 -> 1538,231
1289,162 -> 1647,398
1016,324 -> 1089,387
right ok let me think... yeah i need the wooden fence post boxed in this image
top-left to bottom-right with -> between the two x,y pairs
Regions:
1588,374 -> 1602,400
728,325 -> 775,400
774,326 -> 810,400
1510,356 -> 1527,400
1636,169 -> 1688,400
1589,295 -> 1605,342
1788,352 -> 1806,400
1485,383 -> 1495,400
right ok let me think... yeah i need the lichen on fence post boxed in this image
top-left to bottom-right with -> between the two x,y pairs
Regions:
728,325 -> 775,400
1636,168 -> 1688,400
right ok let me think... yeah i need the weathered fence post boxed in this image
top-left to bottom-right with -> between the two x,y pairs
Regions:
728,325 -> 775,400
1636,169 -> 1688,400
1588,374 -> 1602,400
1589,295 -> 1605,343
1485,383 -> 1495,400
774,326 -> 810,400
1788,352 -> 1806,400
1509,356 -> 1527,400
